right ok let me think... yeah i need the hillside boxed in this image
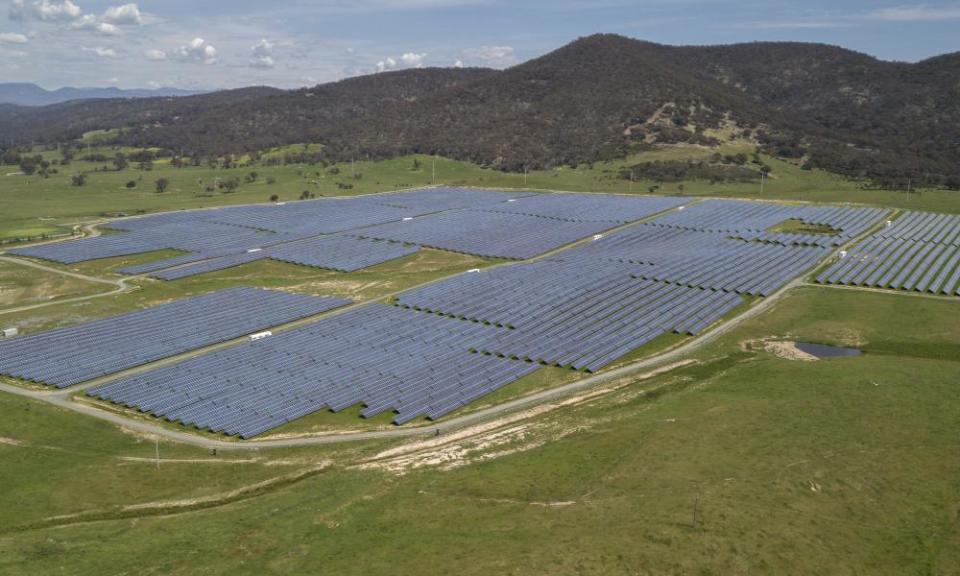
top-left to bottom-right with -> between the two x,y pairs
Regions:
0,69 -> 495,152
1,35 -> 958,188
0,83 -> 201,106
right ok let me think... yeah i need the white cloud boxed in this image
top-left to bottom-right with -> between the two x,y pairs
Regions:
400,51 -> 426,67
83,46 -> 118,58
146,80 -> 160,88
377,51 -> 426,72
102,3 -> 142,25
0,32 -> 29,44
174,37 -> 218,64
9,0 -> 82,22
68,15 -> 120,35
453,59 -> 463,68
105,76 -> 119,84
249,38 -> 275,69
375,56 -> 397,72
145,48 -> 166,61
867,5 -> 960,21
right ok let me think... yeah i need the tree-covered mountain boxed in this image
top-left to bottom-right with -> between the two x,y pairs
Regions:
2,35 -> 958,188
0,83 -> 202,107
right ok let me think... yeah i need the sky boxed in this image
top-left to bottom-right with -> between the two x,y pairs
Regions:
0,0 -> 958,90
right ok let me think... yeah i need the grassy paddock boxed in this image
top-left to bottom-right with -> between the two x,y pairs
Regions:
0,249 -> 495,335
2,146 -> 955,242
0,260 -> 111,309
0,286 -> 957,574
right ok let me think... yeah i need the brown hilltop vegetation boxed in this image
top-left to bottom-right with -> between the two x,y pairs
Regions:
1,34 -> 959,189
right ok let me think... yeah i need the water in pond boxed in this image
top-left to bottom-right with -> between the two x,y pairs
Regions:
795,342 -> 862,358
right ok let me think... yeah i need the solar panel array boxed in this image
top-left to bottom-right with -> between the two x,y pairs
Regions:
268,236 -> 419,272
356,194 -> 691,259
555,224 -> 830,296
397,259 -> 743,372
357,210 -> 618,259
142,236 -> 421,280
9,188 -> 532,272
816,211 -> 960,295
477,193 -> 690,223
649,199 -> 887,247
0,288 -> 351,388
7,194 -> 899,439
88,305 -> 538,437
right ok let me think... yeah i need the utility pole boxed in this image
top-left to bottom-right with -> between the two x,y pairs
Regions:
523,165 -> 528,187
692,492 -> 700,528
760,170 -> 766,195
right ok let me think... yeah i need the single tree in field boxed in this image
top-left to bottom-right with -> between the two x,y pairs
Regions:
71,174 -> 87,187
125,180 -> 137,189
155,177 -> 170,193
269,194 -> 279,203
113,153 -> 128,171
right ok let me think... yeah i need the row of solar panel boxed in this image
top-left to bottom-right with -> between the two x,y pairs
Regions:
5,195 -> 889,439
88,305 -> 537,437
816,236 -> 960,294
554,224 -> 831,296
873,211 -> 960,246
8,188 -> 530,267
396,257 -> 743,372
649,199 -> 887,240
141,236 -> 420,280
0,288 -> 351,387
473,193 -> 689,224
357,210 -> 630,260
10,188 -> 688,275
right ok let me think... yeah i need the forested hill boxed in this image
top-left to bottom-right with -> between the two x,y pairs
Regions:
0,83 -> 202,106
2,34 -> 958,188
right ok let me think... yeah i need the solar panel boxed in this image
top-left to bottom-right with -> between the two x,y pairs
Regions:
0,288 -> 351,387
817,210 -> 960,295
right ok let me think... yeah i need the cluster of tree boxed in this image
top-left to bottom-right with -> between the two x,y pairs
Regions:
620,159 -> 760,184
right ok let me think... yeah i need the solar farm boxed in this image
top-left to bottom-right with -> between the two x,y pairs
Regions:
4,186 -> 953,440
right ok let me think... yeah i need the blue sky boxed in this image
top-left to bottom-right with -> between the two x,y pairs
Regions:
1,0 -> 958,90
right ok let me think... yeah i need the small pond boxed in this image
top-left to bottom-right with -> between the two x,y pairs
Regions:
795,342 -> 862,358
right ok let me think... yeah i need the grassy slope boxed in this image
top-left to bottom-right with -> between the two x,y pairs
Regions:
0,287 -> 957,574
0,248 -> 495,335
2,145 -> 956,240
0,260 -> 110,308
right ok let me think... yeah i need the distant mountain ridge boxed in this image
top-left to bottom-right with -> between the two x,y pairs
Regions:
1,35 -> 958,188
0,83 -> 202,106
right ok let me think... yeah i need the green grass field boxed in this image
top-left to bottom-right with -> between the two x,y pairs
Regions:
0,259 -> 111,309
0,248 -> 494,336
2,144 -> 959,574
2,144 -> 955,242
0,286 -> 957,574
